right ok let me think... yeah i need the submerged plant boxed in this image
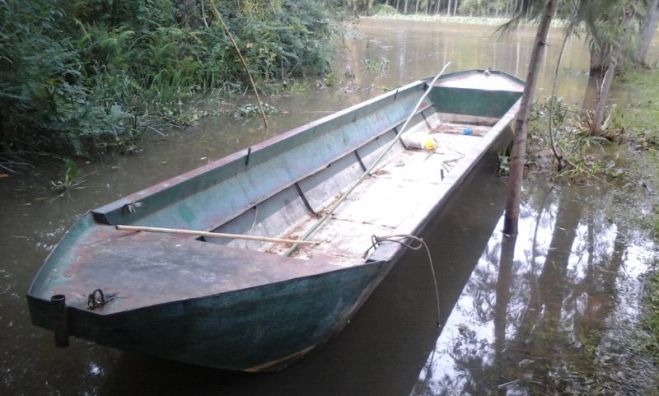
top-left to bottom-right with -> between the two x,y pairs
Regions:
50,159 -> 85,193
362,57 -> 390,73
322,72 -> 337,87
233,103 -> 279,120
289,81 -> 310,94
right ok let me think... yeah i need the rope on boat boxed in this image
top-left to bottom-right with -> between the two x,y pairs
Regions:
284,62 -> 452,257
87,289 -> 117,310
364,234 -> 442,328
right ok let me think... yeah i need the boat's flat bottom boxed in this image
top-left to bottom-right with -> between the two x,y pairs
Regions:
266,130 -> 484,265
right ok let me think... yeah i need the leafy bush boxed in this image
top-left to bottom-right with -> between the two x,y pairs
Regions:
0,0 -> 343,157
372,4 -> 398,16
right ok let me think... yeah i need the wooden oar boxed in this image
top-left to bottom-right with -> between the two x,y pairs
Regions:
115,225 -> 320,245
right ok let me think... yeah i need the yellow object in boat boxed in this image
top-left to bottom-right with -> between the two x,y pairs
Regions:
422,137 -> 437,151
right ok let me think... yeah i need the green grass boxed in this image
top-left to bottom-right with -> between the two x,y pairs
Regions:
617,69 -> 659,239
617,69 -> 659,134
642,271 -> 659,362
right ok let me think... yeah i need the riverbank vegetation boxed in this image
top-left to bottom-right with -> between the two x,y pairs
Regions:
643,271 -> 659,361
0,0 -> 342,158
527,70 -> 659,228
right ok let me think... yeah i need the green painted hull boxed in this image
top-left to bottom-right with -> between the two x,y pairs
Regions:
27,69 -> 524,371
30,259 -> 384,371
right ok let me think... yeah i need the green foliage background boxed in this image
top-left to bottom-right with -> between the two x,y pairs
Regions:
0,0 -> 341,156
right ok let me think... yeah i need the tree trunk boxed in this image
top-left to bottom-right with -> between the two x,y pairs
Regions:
636,0 -> 659,65
435,0 -> 441,14
404,0 -> 409,14
415,0 -> 420,13
453,0 -> 458,15
503,0 -> 558,236
447,0 -> 452,16
591,46 -> 621,134
591,7 -> 634,135
589,43 -> 605,77
581,74 -> 599,112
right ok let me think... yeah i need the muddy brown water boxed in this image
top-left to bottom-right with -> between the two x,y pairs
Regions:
1,19 -> 657,395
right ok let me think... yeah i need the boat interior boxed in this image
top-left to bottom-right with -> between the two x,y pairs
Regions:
201,73 -> 523,265
220,110 -> 499,265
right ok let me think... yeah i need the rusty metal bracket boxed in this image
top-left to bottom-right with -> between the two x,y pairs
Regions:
354,151 -> 367,172
393,127 -> 408,149
245,147 -> 252,166
294,183 -> 318,217
420,110 -> 432,129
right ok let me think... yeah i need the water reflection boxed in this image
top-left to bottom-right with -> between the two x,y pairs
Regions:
348,19 -> 593,104
412,182 -> 652,395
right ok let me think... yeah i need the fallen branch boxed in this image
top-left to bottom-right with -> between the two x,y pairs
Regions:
146,125 -> 166,137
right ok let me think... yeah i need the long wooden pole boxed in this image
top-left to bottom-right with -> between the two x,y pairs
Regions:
285,63 -> 451,256
208,0 -> 269,129
115,225 -> 320,245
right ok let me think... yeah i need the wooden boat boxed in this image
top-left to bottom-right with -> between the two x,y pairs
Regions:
27,69 -> 524,372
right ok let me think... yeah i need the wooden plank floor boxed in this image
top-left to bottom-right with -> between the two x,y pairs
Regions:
267,127 -> 484,266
